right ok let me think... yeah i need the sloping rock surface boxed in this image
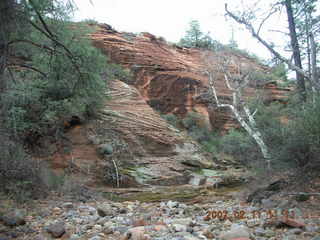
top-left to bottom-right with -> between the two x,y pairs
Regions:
92,80 -> 212,186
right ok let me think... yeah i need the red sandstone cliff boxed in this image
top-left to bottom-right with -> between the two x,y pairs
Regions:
90,23 -> 290,131
47,24 -> 290,187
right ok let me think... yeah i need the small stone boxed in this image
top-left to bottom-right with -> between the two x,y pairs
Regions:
172,224 -> 187,232
2,210 -> 26,227
224,219 -> 233,226
202,228 -> 215,239
282,235 -> 298,240
124,226 -> 148,240
97,204 -> 115,217
280,217 -> 305,228
186,226 -> 194,233
93,224 -> 102,232
62,202 -> 74,209
102,226 -> 113,235
278,199 -> 290,208
89,236 -> 101,240
264,229 -> 276,237
119,208 -> 127,214
46,221 -> 66,238
288,228 -> 303,235
171,218 -> 192,226
52,207 -> 62,215
167,200 -> 179,208
306,225 -> 319,232
70,234 -> 81,240
219,224 -> 250,240
33,234 -> 47,240
261,199 -> 277,208
246,218 -> 260,227
254,227 -> 266,236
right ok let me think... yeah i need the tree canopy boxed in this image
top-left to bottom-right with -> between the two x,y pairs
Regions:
0,0 -> 125,139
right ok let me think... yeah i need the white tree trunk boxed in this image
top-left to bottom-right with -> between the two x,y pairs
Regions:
206,70 -> 271,167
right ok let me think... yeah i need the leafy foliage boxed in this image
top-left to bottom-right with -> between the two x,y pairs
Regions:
3,22 -> 108,138
271,63 -> 288,82
161,113 -> 179,127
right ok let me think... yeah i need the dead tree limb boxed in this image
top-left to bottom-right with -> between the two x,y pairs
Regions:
224,3 -> 310,81
203,52 -> 271,167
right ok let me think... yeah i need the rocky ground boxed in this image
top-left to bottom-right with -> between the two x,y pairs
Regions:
0,185 -> 319,240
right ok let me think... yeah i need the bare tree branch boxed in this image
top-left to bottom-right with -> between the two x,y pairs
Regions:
257,7 -> 279,35
224,3 -> 310,81
268,29 -> 290,35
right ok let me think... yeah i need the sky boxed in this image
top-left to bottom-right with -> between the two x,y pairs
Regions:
71,0 -> 289,61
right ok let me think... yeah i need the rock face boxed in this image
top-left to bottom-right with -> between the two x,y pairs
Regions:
92,80 -> 211,186
91,23 -> 290,131
47,79 -> 212,187
45,24 -> 290,187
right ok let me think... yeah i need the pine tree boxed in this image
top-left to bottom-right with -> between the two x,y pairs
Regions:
179,20 -> 217,49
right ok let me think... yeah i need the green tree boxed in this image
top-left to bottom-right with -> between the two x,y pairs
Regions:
0,0 -> 120,139
179,20 -> 217,49
179,20 -> 203,48
271,63 -> 288,81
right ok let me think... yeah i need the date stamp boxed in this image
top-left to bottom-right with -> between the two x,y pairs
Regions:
205,209 -> 296,221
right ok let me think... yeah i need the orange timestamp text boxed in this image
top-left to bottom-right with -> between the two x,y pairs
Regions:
205,209 -> 296,221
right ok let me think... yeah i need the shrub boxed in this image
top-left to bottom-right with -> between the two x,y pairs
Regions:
230,99 -> 320,172
271,63 -> 288,82
201,132 -> 221,154
161,113 -> 179,127
181,111 -> 203,129
0,130 -> 46,202
248,70 -> 275,86
276,99 -> 320,169
219,129 -> 260,164
81,19 -> 99,25
105,63 -> 133,84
